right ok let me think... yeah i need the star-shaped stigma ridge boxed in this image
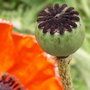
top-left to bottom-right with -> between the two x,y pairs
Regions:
37,4 -> 80,35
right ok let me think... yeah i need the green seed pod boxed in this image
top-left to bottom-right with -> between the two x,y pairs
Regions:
35,4 -> 85,57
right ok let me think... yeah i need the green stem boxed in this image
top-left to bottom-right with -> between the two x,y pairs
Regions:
55,56 -> 74,90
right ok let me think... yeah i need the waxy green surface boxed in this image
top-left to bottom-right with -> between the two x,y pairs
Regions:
35,21 -> 85,57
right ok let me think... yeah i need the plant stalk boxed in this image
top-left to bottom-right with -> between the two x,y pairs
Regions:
55,56 -> 74,90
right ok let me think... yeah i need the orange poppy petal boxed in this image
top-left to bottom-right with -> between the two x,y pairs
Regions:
7,32 -> 63,90
0,19 -> 14,72
0,19 -> 63,90
28,77 -> 63,90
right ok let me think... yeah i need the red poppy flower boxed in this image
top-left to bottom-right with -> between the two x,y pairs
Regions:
0,19 -> 63,90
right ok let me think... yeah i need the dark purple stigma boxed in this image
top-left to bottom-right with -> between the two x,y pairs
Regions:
0,73 -> 24,90
37,4 -> 80,35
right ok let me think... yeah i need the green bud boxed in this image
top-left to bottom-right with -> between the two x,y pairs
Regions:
35,4 -> 85,57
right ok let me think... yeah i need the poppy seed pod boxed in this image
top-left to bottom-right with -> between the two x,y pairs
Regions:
35,4 -> 85,57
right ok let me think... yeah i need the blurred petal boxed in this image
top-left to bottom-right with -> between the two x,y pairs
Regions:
0,20 -> 63,90
29,77 -> 62,90
0,19 -> 14,72
8,32 -> 63,90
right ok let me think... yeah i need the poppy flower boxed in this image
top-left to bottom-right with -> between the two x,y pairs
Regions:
0,19 -> 63,90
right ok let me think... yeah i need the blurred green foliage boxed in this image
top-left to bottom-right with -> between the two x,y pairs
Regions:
0,0 -> 90,90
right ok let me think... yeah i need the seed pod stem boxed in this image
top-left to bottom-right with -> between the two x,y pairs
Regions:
55,56 -> 74,90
